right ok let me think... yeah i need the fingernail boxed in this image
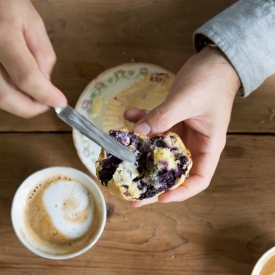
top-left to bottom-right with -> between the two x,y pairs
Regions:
125,118 -> 134,124
133,122 -> 150,135
159,199 -> 170,203
54,101 -> 68,109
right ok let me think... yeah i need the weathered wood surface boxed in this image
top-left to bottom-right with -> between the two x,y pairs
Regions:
1,0 -> 274,133
1,133 -> 275,275
1,1 -> 275,274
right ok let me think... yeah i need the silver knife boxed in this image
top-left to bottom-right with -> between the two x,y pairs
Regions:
55,105 -> 136,163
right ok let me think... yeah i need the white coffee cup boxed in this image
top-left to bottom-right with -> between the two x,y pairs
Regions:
11,167 -> 106,260
252,246 -> 275,275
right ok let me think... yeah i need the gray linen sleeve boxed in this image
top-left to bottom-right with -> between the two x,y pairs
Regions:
193,0 -> 275,97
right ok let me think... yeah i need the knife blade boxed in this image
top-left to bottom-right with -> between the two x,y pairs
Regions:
55,105 -> 136,163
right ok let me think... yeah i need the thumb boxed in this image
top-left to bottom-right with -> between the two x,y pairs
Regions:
133,97 -> 188,136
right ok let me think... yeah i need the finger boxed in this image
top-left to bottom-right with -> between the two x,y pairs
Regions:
132,56 -> 211,137
158,151 -> 219,202
132,96 -> 190,136
130,196 -> 158,207
158,175 -> 208,203
0,65 -> 49,118
0,29 -> 67,108
124,108 -> 148,123
23,14 -> 56,76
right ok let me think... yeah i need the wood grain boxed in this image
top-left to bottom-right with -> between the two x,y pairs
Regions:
1,1 -> 275,275
1,133 -> 275,275
3,0 -> 274,133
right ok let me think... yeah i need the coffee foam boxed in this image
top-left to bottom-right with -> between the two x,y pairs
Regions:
259,254 -> 275,275
43,180 -> 94,238
24,175 -> 102,255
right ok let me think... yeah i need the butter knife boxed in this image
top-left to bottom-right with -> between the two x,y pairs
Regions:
55,105 -> 136,163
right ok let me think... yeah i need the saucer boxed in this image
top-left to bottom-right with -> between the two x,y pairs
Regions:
73,63 -> 174,176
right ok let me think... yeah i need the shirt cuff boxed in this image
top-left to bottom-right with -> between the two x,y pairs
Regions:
193,0 -> 275,97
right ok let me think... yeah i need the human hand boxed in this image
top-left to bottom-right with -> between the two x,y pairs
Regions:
124,46 -> 241,207
0,0 -> 67,118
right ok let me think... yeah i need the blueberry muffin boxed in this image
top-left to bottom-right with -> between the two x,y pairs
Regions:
95,129 -> 192,201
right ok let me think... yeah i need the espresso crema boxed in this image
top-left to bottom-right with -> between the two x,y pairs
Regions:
260,254 -> 275,275
24,175 -> 102,255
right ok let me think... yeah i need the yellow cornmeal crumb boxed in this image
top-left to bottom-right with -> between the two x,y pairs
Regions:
128,183 -> 142,198
153,148 -> 178,170
163,136 -> 173,145
164,136 -> 185,155
129,144 -> 140,156
113,162 -> 139,185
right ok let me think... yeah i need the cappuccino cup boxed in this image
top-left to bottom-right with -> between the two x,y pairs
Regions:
11,167 -> 106,260
252,247 -> 275,275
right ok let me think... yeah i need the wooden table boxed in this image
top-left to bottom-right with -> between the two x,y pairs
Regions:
1,1 -> 275,274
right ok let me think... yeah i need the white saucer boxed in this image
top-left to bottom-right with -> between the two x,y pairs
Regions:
73,62 -> 174,176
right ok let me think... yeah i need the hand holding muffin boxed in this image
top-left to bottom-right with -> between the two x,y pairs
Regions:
125,47 -> 241,207
96,130 -> 192,201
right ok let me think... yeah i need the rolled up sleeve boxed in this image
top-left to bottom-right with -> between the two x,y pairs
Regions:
193,0 -> 275,97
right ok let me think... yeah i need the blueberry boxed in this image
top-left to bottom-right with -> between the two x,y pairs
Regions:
98,169 -> 114,185
98,156 -> 122,183
179,156 -> 189,166
151,136 -> 165,147
159,160 -> 168,167
101,130 -> 187,200
158,170 -> 176,187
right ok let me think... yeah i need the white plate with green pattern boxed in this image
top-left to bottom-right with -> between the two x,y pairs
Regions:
73,63 -> 174,177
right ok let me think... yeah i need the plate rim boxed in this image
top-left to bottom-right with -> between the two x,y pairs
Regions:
72,62 -> 175,177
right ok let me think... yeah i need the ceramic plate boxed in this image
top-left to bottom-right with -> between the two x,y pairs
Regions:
73,63 -> 174,176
